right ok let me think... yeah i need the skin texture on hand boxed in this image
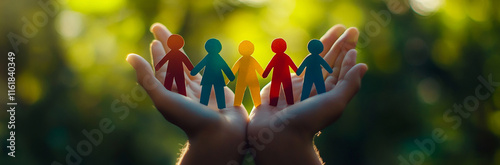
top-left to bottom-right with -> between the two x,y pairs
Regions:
126,23 -> 248,165
247,25 -> 368,165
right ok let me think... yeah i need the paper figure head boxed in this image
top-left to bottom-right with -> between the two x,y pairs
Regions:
167,34 -> 184,50
271,38 -> 287,53
239,40 -> 254,56
205,38 -> 222,54
308,39 -> 324,55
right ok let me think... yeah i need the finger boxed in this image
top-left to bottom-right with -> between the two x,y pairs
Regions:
313,63 -> 367,133
320,24 -> 346,57
126,54 -> 164,95
324,75 -> 338,91
151,40 -> 168,83
323,27 -> 359,78
151,40 -> 167,66
150,23 -> 173,53
338,49 -> 357,81
331,63 -> 368,104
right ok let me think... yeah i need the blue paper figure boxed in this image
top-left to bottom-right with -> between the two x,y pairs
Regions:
190,38 -> 235,109
296,39 -> 333,101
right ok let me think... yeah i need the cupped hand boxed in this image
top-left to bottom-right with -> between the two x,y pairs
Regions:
247,25 -> 368,165
126,23 -> 248,164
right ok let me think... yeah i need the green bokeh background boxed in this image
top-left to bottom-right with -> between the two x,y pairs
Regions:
1,0 -> 500,164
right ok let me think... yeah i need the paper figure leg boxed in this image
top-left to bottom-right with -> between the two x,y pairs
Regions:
269,81 -> 281,106
164,73 -> 174,91
283,80 -> 294,105
301,79 -> 313,101
249,82 -> 261,107
200,85 -> 211,106
214,85 -> 226,109
234,81 -> 246,106
175,76 -> 187,96
314,79 -> 326,95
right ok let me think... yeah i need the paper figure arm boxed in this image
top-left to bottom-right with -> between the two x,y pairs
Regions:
190,56 -> 207,76
221,56 -> 235,82
181,52 -> 194,71
155,53 -> 170,71
252,58 -> 264,77
288,56 -> 298,73
320,57 -> 333,74
262,56 -> 277,78
296,56 -> 310,76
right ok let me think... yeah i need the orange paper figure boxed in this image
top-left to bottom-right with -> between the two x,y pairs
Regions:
262,38 -> 298,106
155,34 -> 194,96
230,40 -> 264,107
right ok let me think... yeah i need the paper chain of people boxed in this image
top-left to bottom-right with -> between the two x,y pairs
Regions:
156,34 -> 333,109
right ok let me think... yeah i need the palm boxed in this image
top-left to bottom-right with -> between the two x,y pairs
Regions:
127,23 -> 247,164
248,25 -> 368,164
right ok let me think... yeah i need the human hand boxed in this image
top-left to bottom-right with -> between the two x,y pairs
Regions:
247,25 -> 368,165
126,23 -> 248,164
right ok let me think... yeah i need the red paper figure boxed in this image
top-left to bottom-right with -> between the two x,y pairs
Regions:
263,38 -> 298,106
155,34 -> 194,96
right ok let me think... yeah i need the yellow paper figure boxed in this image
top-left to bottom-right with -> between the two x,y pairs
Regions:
230,40 -> 264,107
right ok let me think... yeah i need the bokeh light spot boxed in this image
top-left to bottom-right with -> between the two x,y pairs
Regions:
431,39 -> 461,69
67,40 -> 95,71
410,0 -> 443,16
417,78 -> 441,104
56,10 -> 84,39
18,73 -> 43,104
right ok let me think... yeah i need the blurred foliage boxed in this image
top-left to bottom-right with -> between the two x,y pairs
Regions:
0,0 -> 500,164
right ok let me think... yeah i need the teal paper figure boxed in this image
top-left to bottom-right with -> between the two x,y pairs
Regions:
190,38 -> 235,109
296,39 -> 333,101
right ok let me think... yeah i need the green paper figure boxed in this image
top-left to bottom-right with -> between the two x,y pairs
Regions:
191,38 -> 235,109
296,39 -> 333,101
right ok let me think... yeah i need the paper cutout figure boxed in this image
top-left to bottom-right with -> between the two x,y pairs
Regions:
297,39 -> 333,101
230,40 -> 264,107
191,38 -> 235,109
155,34 -> 194,96
263,38 -> 298,106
